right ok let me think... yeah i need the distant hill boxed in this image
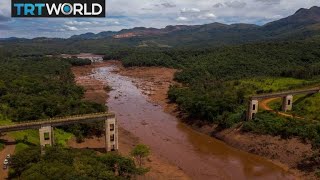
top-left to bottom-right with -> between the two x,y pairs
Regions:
1,6 -> 320,54
262,6 -> 320,37
70,31 -> 117,39
264,6 -> 320,30
0,37 -> 28,42
64,6 -> 320,47
71,22 -> 262,43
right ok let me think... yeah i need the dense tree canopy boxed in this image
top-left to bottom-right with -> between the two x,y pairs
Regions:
10,147 -> 147,179
0,56 -> 105,121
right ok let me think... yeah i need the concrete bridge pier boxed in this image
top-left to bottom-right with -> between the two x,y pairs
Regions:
247,99 -> 259,120
105,116 -> 119,152
39,125 -> 54,154
282,95 -> 293,112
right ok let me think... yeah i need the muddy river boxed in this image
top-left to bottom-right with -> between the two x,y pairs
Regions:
91,65 -> 295,180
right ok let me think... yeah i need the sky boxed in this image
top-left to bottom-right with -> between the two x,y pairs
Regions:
0,0 -> 319,38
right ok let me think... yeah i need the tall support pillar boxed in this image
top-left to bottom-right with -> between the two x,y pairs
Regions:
105,116 -> 119,152
247,99 -> 259,120
39,125 -> 54,154
282,95 -> 293,112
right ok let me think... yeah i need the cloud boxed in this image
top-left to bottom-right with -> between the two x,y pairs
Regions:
156,2 -> 176,8
141,8 -> 153,11
142,2 -> 176,11
65,26 -> 79,31
198,13 -> 216,19
213,3 -> 224,8
225,1 -> 247,8
176,16 -> 188,21
65,19 -> 122,28
65,21 -> 93,26
255,0 -> 281,5
266,14 -> 283,20
180,8 -> 202,19
181,8 -> 201,13
112,21 -> 119,25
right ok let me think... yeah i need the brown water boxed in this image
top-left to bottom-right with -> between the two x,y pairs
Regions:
91,65 -> 296,180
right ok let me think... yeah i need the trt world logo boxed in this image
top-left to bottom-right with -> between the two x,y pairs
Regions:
11,0 -> 106,17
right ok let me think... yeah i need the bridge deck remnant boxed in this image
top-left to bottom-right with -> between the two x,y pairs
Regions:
0,112 -> 118,153
250,88 -> 320,100
0,112 -> 115,133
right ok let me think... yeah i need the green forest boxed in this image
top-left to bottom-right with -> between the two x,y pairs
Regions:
9,147 -> 147,179
0,56 -> 105,121
0,53 -> 108,142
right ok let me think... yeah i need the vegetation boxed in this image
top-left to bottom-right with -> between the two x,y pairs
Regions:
8,128 -> 74,153
167,42 -> 320,123
131,144 -> 151,167
10,130 -> 40,153
0,141 -> 4,151
292,94 -> 320,120
239,78 -> 319,93
0,56 -> 105,121
243,112 -> 320,147
9,146 -> 148,179
66,57 -> 92,66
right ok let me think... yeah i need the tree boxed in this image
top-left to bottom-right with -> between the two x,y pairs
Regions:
131,144 -> 150,167
10,148 -> 41,178
10,146 -> 146,179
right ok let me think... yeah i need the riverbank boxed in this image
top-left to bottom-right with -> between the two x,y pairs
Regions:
71,62 -> 190,180
114,61 -> 316,179
212,128 -> 313,177
67,127 -> 189,180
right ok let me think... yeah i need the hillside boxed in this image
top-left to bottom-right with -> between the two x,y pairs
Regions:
264,6 -> 320,30
69,6 -> 320,46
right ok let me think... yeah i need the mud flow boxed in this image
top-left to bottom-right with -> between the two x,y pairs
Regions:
90,65 -> 295,180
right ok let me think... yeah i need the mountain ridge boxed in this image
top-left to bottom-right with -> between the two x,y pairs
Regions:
70,6 -> 320,41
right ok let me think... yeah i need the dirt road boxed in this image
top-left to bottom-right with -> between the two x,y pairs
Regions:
0,134 -> 15,180
260,98 -> 303,119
